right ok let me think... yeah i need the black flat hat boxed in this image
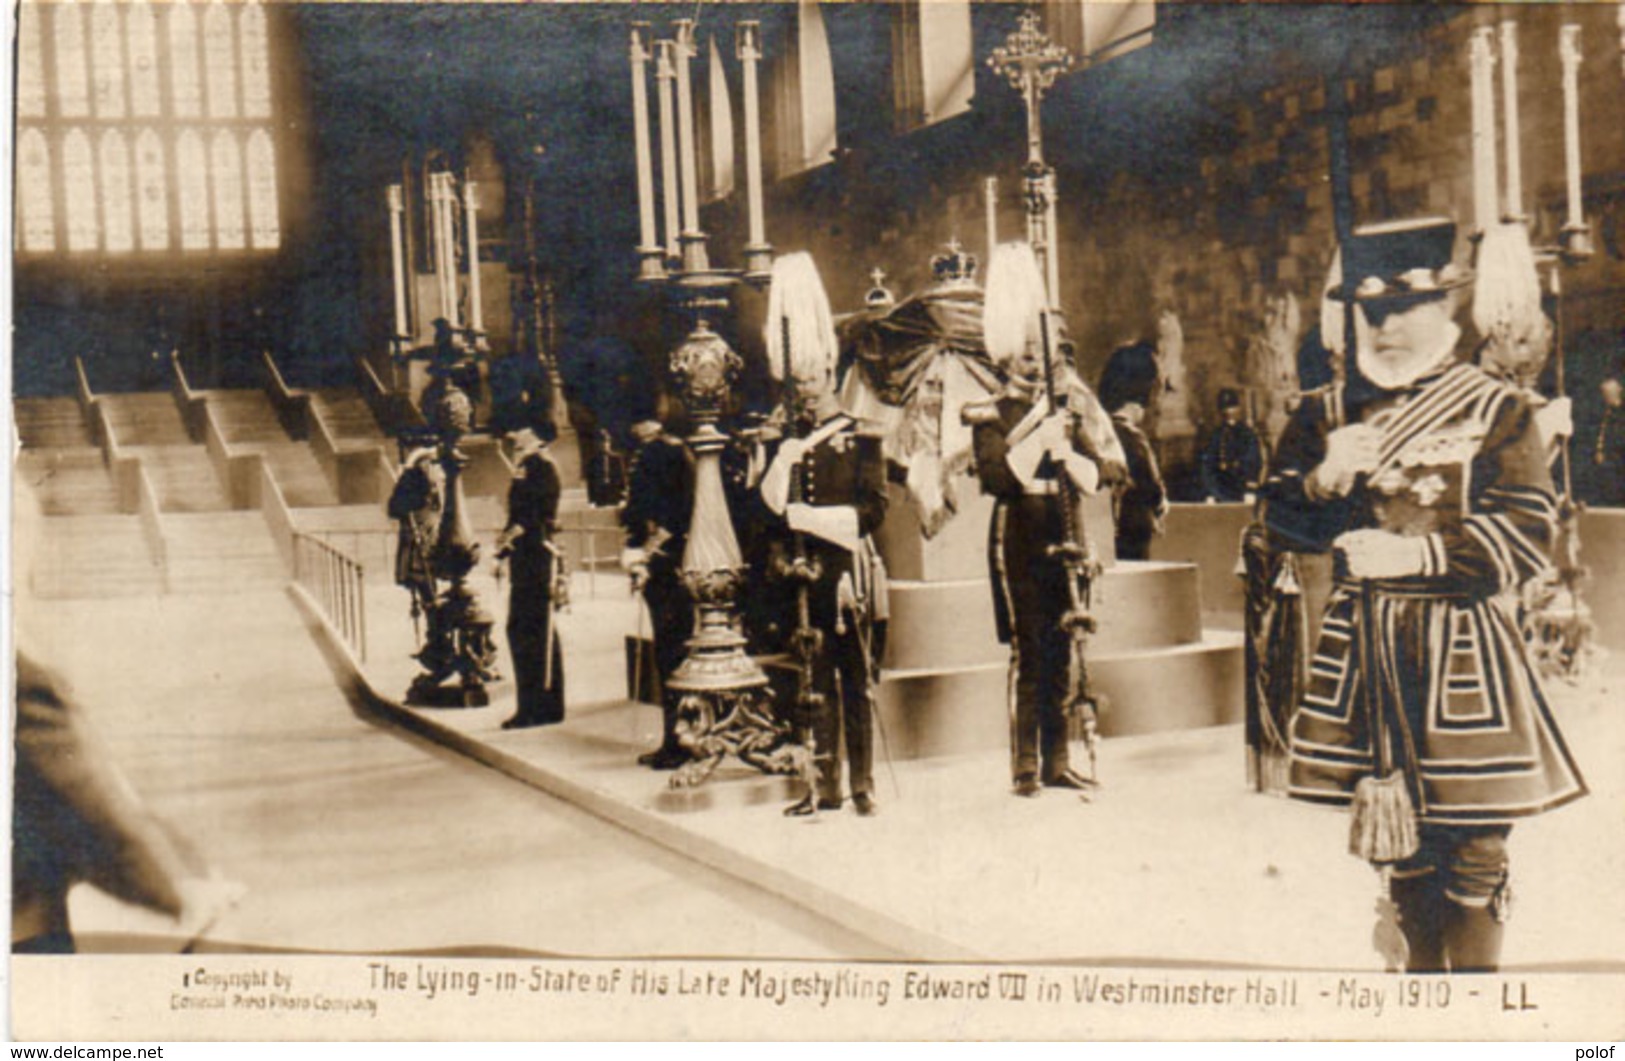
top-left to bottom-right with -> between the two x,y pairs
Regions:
1332,217 -> 1473,304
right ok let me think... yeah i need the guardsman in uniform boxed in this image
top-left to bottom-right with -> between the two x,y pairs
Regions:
1100,342 -> 1169,562
620,399 -> 696,769
1200,388 -> 1266,503
758,253 -> 889,818
967,243 -> 1121,798
1266,218 -> 1587,972
495,415 -> 567,729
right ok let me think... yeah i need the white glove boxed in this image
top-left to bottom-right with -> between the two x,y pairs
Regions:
1310,423 -> 1382,498
1335,528 -> 1431,579
1007,414 -> 1067,487
787,503 -> 860,552
759,439 -> 805,514
1060,452 -> 1101,494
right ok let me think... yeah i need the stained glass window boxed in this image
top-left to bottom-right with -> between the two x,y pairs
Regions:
170,3 -> 202,119
91,0 -> 128,119
127,4 -> 162,118
205,3 -> 239,120
247,131 -> 281,249
20,1 -> 283,257
100,131 -> 135,253
135,130 -> 170,251
178,131 -> 211,250
241,4 -> 272,119
64,131 -> 101,251
212,132 -> 246,250
18,130 -> 56,252
55,3 -> 92,120
19,4 -> 47,119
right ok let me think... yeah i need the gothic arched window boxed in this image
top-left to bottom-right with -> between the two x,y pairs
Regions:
127,3 -> 163,118
64,130 -> 101,251
18,4 -> 47,119
177,131 -> 211,250
211,132 -> 246,250
205,3 -> 240,120
247,131 -> 280,249
91,0 -> 128,119
170,3 -> 203,119
135,129 -> 170,251
23,1 -> 283,260
18,130 -> 56,253
100,130 -> 136,253
240,4 -> 273,119
55,2 -> 92,119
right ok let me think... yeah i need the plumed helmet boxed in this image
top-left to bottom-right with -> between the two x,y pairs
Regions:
765,252 -> 838,383
982,241 -> 1048,367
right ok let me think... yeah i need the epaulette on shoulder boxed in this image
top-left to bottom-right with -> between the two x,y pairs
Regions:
961,397 -> 1001,426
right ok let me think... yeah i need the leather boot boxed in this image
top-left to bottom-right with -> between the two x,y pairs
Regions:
1390,873 -> 1447,973
1444,901 -> 1505,973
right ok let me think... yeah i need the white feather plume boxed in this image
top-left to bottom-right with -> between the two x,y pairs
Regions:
1473,221 -> 1542,342
765,252 -> 838,381
982,241 -> 1047,366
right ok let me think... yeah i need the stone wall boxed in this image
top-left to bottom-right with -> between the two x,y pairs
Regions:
744,5 -> 1625,489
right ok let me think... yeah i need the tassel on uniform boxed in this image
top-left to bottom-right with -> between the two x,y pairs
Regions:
1348,770 -> 1419,864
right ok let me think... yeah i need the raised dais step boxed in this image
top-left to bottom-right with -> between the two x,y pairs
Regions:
15,449 -> 121,516
100,392 -> 191,446
15,397 -> 93,449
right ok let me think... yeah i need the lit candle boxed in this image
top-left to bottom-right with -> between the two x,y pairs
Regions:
655,40 -> 680,262
1469,26 -> 1499,234
629,24 -> 659,263
387,183 -> 408,339
464,177 -> 483,338
674,20 -> 703,246
738,21 -> 767,262
984,176 -> 998,262
1499,20 -> 1522,219
438,174 -> 460,328
429,174 -> 449,323
1560,23 -> 1583,230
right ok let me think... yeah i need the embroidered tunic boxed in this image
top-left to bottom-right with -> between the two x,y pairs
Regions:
1265,363 -> 1587,823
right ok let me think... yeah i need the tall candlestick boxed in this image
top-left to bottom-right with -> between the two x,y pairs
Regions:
464,177 -> 484,340
438,174 -> 460,328
1469,26 -> 1499,234
387,183 -> 408,341
1560,23 -> 1584,230
738,21 -> 770,276
674,19 -> 708,273
429,174 -> 449,323
655,40 -> 681,263
1499,20 -> 1523,219
984,176 -> 998,261
630,23 -> 663,279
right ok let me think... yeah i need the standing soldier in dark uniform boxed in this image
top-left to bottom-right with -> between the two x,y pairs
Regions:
495,416 -> 566,729
758,253 -> 889,818
1099,342 -> 1168,563
1585,377 -> 1625,507
1200,388 -> 1266,503
620,401 -> 695,769
967,243 -> 1121,798
1267,218 -> 1587,972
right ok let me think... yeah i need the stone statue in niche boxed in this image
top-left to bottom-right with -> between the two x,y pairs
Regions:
1244,290 -> 1302,448
1148,308 -> 1195,443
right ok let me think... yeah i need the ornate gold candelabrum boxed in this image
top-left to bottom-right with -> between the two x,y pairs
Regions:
626,16 -> 794,788
406,379 -> 499,707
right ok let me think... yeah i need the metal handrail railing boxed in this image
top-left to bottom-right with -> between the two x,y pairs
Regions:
293,531 -> 368,662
